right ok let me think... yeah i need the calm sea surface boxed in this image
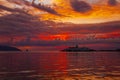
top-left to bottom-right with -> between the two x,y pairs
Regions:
0,51 -> 120,80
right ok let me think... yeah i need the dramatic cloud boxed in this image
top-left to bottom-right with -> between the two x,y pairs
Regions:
0,4 -> 28,14
70,0 -> 92,13
0,0 -> 120,50
31,0 -> 59,15
7,0 -> 30,6
0,13 -> 53,37
57,21 -> 120,34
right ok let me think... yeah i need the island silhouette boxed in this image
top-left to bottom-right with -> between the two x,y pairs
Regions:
0,45 -> 21,51
62,45 -> 95,52
61,45 -> 120,52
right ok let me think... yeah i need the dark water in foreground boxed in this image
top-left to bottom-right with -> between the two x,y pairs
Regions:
0,51 -> 120,80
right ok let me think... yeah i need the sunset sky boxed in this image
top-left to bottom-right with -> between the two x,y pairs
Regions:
0,0 -> 120,51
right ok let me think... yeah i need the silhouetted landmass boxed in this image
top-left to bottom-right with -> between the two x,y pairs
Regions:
96,48 -> 120,52
61,45 -> 120,52
62,45 -> 95,52
96,50 -> 120,52
0,45 -> 21,51
116,49 -> 120,51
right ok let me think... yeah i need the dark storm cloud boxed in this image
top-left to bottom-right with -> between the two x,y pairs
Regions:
108,0 -> 117,6
70,0 -> 92,13
31,1 -> 59,15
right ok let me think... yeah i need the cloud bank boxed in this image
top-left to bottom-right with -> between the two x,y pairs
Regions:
31,0 -> 59,15
0,0 -> 120,50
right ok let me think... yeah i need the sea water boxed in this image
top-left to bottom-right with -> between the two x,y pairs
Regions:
0,51 -> 120,80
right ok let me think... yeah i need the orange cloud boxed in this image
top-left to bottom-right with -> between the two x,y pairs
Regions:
36,0 -> 120,24
1,0 -> 120,24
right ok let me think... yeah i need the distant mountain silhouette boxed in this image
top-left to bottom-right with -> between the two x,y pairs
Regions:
61,45 -> 120,52
116,49 -> 120,51
62,45 -> 95,52
0,45 -> 21,51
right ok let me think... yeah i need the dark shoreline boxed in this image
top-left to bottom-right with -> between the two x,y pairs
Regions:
0,45 -> 21,51
61,50 -> 120,52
